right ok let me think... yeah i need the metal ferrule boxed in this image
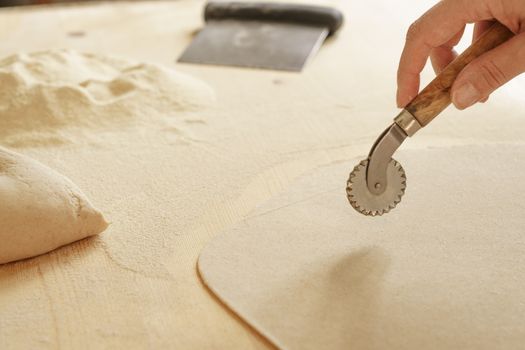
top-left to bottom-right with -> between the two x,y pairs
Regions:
394,109 -> 422,137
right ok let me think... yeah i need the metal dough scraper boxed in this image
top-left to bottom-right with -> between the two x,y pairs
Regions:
178,1 -> 343,71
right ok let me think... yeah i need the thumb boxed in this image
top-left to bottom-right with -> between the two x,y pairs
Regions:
451,31 -> 525,110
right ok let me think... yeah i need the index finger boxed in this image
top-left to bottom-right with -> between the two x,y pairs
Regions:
396,0 -> 494,107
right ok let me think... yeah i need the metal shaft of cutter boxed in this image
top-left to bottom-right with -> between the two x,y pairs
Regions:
365,109 -> 422,194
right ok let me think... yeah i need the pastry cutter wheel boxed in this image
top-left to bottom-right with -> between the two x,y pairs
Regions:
347,22 -> 514,216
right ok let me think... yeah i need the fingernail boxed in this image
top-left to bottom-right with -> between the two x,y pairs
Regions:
396,92 -> 411,108
453,83 -> 480,109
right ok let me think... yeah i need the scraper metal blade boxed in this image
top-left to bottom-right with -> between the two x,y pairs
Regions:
178,2 -> 343,72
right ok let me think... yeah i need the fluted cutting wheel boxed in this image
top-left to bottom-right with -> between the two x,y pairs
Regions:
346,158 -> 407,216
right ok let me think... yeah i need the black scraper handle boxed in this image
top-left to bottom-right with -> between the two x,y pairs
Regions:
204,1 -> 344,36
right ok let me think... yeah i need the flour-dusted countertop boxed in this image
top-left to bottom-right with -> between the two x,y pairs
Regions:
1,1 -> 525,349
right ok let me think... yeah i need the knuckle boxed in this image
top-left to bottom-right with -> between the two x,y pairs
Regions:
406,21 -> 423,42
476,59 -> 507,91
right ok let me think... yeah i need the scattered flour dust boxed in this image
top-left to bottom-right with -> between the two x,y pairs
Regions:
0,49 -> 214,147
0,146 -> 108,264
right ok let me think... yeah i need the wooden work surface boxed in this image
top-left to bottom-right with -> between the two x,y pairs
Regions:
1,1 -> 525,349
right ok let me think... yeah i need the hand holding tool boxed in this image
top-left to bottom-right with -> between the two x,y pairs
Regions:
347,22 -> 514,216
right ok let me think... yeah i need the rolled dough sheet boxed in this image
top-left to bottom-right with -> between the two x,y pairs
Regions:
199,144 -> 525,350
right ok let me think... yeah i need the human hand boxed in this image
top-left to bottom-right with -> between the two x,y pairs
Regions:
397,0 -> 525,110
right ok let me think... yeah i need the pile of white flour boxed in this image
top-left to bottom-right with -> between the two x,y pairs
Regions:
0,49 -> 215,263
0,49 -> 214,146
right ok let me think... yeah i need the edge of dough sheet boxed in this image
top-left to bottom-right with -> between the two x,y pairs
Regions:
197,141 -> 525,349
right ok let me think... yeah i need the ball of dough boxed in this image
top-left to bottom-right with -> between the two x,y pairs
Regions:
0,147 -> 108,264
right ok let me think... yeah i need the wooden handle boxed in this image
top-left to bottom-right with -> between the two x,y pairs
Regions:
405,22 -> 514,127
